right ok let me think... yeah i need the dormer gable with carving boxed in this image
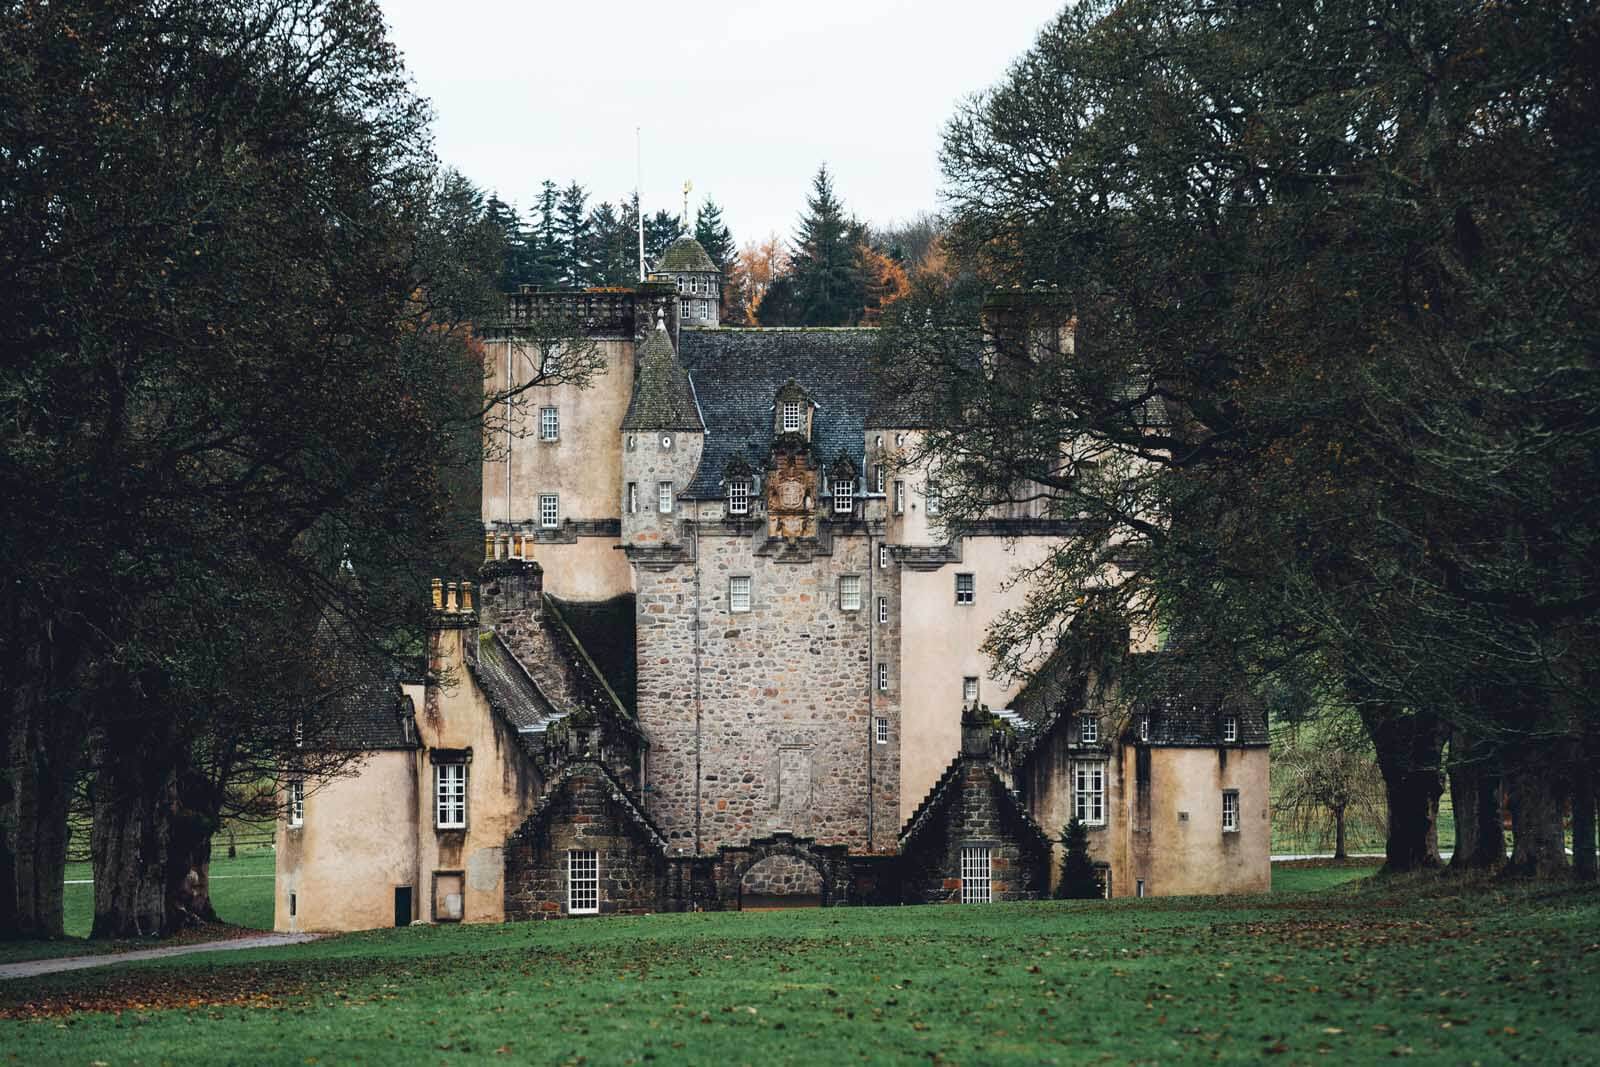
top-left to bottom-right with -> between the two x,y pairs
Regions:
773,379 -> 814,442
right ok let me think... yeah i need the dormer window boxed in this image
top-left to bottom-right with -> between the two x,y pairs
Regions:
782,401 -> 802,433
1222,715 -> 1238,743
833,479 -> 855,515
728,478 -> 750,515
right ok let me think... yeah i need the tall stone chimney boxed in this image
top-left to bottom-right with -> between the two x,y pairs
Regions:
477,555 -> 544,663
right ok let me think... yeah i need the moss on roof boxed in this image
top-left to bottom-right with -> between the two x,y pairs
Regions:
621,323 -> 704,432
654,236 -> 718,273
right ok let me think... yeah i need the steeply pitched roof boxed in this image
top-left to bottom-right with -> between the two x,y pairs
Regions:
307,608 -> 414,751
654,236 -> 718,273
621,323 -> 704,432
678,328 -> 879,499
546,594 -> 636,715
468,631 -> 566,733
1124,651 -> 1269,745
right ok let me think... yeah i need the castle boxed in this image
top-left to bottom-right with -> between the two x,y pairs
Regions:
275,237 -> 1269,930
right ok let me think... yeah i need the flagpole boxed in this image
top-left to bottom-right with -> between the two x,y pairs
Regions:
636,126 -> 645,282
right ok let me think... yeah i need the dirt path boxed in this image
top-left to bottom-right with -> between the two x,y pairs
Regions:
0,933 -> 322,982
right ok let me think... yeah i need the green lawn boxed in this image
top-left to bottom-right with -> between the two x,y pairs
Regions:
4,863 -> 1596,1065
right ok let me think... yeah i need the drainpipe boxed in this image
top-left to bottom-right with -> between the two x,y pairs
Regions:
505,337 -> 514,528
692,516 -> 702,855
866,526 -> 875,853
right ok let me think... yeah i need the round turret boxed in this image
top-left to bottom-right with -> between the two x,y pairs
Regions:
648,236 -> 722,328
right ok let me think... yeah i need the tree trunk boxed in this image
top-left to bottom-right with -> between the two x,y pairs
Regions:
0,607 -> 86,940
165,773 -> 221,928
1360,705 -> 1446,872
89,700 -> 180,940
1503,744 -> 1571,879
1570,757 -> 1594,882
1447,727 -> 1505,870
1333,805 -> 1347,860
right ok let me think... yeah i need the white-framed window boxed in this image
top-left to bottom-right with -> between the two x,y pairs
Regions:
839,574 -> 862,611
895,432 -> 906,447
893,481 -> 905,514
728,478 -> 750,515
878,544 -> 888,569
1138,714 -> 1150,742
1222,790 -> 1240,832
435,763 -> 467,829
292,717 -> 304,749
540,406 -> 559,441
658,481 -> 673,514
875,717 -> 889,745
568,849 -> 599,914
877,662 -> 888,692
873,465 -> 885,493
963,676 -> 979,706
926,482 -> 941,516
659,433 -> 674,450
833,479 -> 854,515
1222,715 -> 1238,743
1080,714 -> 1099,744
680,298 -> 691,318
677,277 -> 687,294
961,845 -> 992,903
782,401 -> 802,433
287,779 -> 304,828
626,482 -> 638,514
955,573 -> 975,605
729,575 -> 751,613
1073,760 -> 1106,825
539,493 -> 559,529
877,596 -> 888,624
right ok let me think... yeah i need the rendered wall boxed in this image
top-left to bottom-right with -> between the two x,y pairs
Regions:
274,750 -> 418,933
1141,747 -> 1271,895
897,536 -> 1059,822
414,623 -> 544,924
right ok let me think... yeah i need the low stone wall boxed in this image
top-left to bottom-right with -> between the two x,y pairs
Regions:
740,854 -> 823,896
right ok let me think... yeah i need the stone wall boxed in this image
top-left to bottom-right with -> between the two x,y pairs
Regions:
634,521 -> 899,855
740,853 -> 823,896
901,761 -> 1051,904
622,428 -> 704,546
503,768 -> 668,918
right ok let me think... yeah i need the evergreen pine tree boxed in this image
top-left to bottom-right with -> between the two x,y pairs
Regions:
555,181 -> 594,288
694,199 -> 736,272
587,201 -> 632,286
788,164 -> 864,326
644,209 -> 684,265
1056,817 -> 1102,899
756,275 -> 800,326
526,180 -> 561,288
483,194 -> 527,291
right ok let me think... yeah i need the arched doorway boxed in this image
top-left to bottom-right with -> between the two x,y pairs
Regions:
738,853 -> 824,910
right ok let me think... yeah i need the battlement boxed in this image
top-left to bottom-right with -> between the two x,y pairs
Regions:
480,283 -> 678,340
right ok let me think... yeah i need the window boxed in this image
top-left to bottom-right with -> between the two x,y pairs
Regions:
539,406 -> 559,441
658,481 -> 674,514
926,482 -> 941,516
877,662 -> 888,692
782,401 -> 802,433
539,493 -> 559,529
292,717 -> 303,749
287,780 -> 304,828
833,479 -> 854,515
961,846 -> 992,903
568,850 -> 599,914
435,763 -> 467,829
878,544 -> 888,569
677,278 -> 687,294
896,433 -> 907,447
1222,715 -> 1238,743
1080,714 -> 1099,744
728,478 -> 750,515
680,298 -> 691,318
289,892 -> 296,917
894,481 -> 905,514
660,433 -> 673,450
955,573 -> 975,605
1136,879 -> 1146,898
963,676 -> 979,706
1074,760 -> 1106,825
1222,790 -> 1240,833
873,465 -> 885,493
839,574 -> 862,611
729,575 -> 751,613
877,596 -> 888,624
1139,714 -> 1150,743
875,717 -> 889,745
626,482 -> 638,514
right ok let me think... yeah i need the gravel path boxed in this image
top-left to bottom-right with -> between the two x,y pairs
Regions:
0,933 -> 322,982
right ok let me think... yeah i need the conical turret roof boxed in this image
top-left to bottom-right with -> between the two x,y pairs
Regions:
621,319 -> 704,432
654,236 -> 718,273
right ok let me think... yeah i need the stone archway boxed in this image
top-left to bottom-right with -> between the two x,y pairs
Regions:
708,833 -> 851,910
738,853 -> 824,910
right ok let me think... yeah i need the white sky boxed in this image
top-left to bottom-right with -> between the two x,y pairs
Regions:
379,0 -> 1060,247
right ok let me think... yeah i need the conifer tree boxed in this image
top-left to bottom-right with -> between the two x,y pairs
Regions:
1056,817 -> 1101,899
483,194 -> 527,291
694,199 -> 736,272
587,201 -> 633,286
788,165 -> 864,326
555,181 -> 594,288
526,180 -> 561,288
644,210 -> 684,265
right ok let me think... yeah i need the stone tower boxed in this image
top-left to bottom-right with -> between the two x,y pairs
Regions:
648,236 -> 722,329
620,316 -> 705,547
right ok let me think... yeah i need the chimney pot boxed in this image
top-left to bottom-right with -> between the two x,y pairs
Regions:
446,581 -> 459,613
430,578 -> 443,611
461,581 -> 474,612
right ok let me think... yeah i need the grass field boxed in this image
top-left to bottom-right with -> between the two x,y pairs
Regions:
4,862 -> 1597,1065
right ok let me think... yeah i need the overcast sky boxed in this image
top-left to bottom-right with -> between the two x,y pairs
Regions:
379,0 -> 1061,247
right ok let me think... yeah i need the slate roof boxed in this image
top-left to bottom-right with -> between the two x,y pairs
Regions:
865,325 -> 979,429
678,328 -> 879,499
467,631 -> 566,733
622,323 -> 704,432
547,594 -> 637,715
1124,651 -> 1270,745
307,608 -> 413,751
654,236 -> 718,273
